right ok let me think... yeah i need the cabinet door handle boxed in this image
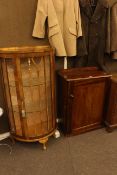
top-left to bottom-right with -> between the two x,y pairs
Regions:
70,94 -> 74,98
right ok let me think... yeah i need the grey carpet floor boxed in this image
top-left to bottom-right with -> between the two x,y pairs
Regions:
0,128 -> 117,175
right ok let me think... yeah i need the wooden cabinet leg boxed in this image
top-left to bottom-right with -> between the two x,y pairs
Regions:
39,138 -> 48,150
106,127 -> 113,133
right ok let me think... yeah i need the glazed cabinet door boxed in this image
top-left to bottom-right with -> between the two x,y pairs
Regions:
2,55 -> 55,139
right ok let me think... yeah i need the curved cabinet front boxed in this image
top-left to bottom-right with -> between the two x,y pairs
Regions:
0,46 -> 56,149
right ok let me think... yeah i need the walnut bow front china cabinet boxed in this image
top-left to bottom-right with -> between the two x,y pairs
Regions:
0,46 -> 56,150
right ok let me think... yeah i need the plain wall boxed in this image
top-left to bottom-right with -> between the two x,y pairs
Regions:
0,0 -> 49,47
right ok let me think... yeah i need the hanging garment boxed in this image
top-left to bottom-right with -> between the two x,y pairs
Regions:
77,0 -> 117,68
77,0 -> 109,67
108,1 -> 117,59
103,1 -> 117,72
32,0 -> 82,57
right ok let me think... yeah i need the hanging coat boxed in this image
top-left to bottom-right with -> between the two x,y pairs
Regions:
103,0 -> 117,72
32,0 -> 82,57
77,0 -> 109,67
107,1 -> 117,59
77,0 -> 117,69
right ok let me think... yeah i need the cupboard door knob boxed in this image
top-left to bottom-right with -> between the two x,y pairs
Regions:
70,94 -> 74,98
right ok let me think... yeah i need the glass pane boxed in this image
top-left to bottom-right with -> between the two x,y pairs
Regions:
20,56 -> 53,135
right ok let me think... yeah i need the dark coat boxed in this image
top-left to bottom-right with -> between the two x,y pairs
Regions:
77,0 -> 117,70
107,1 -> 117,59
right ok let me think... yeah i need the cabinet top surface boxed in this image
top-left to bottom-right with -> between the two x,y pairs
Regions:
0,45 -> 52,54
58,67 -> 112,81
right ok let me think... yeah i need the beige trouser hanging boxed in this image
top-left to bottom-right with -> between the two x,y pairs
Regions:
64,56 -> 67,69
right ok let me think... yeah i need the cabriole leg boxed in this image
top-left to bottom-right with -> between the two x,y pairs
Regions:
39,138 -> 48,150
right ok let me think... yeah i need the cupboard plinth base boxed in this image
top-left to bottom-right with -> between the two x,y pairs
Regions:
70,124 -> 103,136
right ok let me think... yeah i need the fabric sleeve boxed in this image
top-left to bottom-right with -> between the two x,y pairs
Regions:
32,0 -> 48,38
105,7 -> 110,53
111,3 -> 117,53
74,0 -> 82,37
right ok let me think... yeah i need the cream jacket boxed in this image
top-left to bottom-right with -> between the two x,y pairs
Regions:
32,0 -> 82,56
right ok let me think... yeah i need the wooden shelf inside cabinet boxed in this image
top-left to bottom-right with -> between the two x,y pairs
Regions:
57,67 -> 111,136
0,46 -> 56,150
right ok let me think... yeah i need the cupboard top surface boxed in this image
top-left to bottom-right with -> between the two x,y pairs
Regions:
58,67 -> 112,81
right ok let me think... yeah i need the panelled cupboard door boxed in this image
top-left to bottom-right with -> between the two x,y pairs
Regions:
69,79 -> 106,135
